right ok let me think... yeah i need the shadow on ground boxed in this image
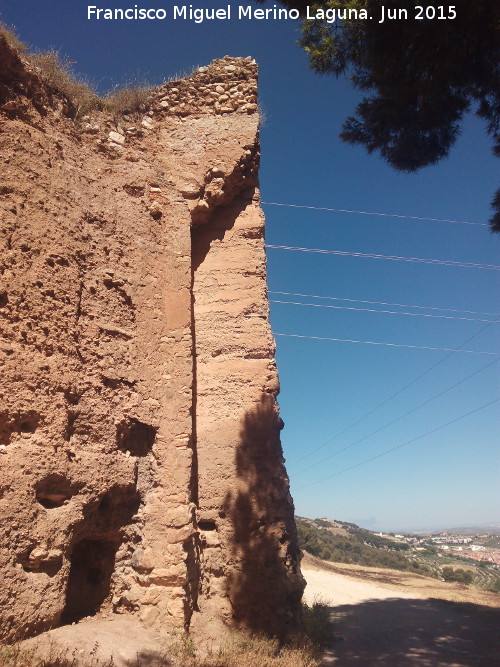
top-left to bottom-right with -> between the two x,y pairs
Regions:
324,597 -> 500,666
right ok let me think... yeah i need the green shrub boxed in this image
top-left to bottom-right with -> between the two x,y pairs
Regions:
441,566 -> 473,584
299,601 -> 336,651
296,518 -> 412,571
487,579 -> 500,593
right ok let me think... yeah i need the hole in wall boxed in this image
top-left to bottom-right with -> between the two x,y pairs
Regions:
60,485 -> 141,625
63,386 -> 81,405
101,376 -> 136,389
0,291 -> 8,308
60,538 -> 119,624
96,487 -> 141,528
116,418 -> 157,456
20,549 -> 63,577
123,184 -> 145,197
20,420 -> 35,433
35,474 -> 81,509
45,255 -> 68,267
18,411 -> 40,434
0,410 -> 41,445
19,412 -> 40,434
198,520 -> 217,531
64,410 -> 79,441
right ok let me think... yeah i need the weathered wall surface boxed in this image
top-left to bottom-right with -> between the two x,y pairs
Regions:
0,37 -> 303,644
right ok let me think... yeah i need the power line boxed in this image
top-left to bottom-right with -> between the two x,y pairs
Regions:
287,317 -> 499,467
274,332 -> 498,355
270,299 -> 499,323
269,291 -> 499,318
261,201 -> 488,227
292,357 -> 499,476
266,244 -> 500,271
295,397 -> 500,490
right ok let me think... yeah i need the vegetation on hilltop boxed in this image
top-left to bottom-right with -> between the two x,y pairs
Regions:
296,517 -> 500,592
482,535 -> 500,549
0,22 -> 154,120
296,517 -> 429,574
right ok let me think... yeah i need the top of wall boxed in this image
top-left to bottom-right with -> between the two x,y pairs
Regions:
0,34 -> 259,126
154,56 -> 258,117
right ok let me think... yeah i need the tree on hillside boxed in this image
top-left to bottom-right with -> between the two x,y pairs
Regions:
259,0 -> 500,231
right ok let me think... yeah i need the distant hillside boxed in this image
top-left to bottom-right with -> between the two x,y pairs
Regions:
296,517 -> 427,575
296,517 -> 500,592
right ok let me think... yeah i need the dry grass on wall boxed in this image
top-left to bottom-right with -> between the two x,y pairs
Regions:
28,50 -> 102,118
103,85 -> 155,119
0,22 -> 155,120
0,22 -> 27,52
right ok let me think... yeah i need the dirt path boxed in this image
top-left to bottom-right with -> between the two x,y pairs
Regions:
301,554 -> 500,666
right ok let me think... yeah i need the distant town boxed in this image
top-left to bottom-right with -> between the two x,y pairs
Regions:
379,531 -> 500,567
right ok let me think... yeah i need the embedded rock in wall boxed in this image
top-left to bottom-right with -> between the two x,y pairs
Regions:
0,35 -> 304,644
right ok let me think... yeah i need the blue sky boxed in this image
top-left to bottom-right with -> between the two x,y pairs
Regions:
2,0 -> 498,532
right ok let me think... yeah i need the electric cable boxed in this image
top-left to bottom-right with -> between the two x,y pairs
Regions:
270,299 -> 498,323
286,317 -> 499,467
292,357 -> 499,476
265,244 -> 500,271
269,291 -> 499,318
295,398 -> 500,490
274,332 -> 498,354
261,201 -> 488,227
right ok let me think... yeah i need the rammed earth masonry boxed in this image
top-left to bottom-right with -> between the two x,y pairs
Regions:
0,37 -> 304,644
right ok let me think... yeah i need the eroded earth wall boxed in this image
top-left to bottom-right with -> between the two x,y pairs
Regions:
0,36 -> 304,643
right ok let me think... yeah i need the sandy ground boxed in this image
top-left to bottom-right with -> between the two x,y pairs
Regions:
16,554 -> 500,666
301,552 -> 500,666
302,563 -> 423,607
19,615 -> 171,666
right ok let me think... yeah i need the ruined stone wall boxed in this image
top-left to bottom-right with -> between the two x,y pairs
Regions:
0,37 -> 303,644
